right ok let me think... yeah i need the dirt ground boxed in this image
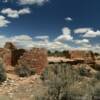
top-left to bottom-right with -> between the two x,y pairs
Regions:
0,73 -> 44,100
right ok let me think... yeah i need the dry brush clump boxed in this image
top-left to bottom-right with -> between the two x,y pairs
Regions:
34,63 -> 100,100
0,61 -> 7,83
77,65 -> 92,77
95,71 -> 100,80
35,63 -> 82,100
15,65 -> 36,77
92,82 -> 100,100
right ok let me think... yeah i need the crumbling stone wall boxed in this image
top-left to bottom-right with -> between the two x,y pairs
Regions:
12,49 -> 26,66
3,49 -> 12,66
0,48 -> 12,66
69,50 -> 95,64
17,48 -> 48,74
0,48 -> 13,73
3,42 -> 25,66
0,42 -> 48,74
0,42 -> 96,74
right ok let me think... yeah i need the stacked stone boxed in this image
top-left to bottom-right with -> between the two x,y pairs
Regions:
3,42 -> 16,67
69,50 -> 95,64
17,48 -> 48,74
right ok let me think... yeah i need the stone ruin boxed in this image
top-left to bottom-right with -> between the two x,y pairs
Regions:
17,48 -> 48,74
69,50 -> 95,64
0,42 -> 48,74
0,42 -> 96,74
48,50 -> 96,65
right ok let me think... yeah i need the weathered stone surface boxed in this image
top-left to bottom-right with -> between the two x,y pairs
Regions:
0,48 -> 12,66
3,49 -> 12,66
0,48 -> 13,73
0,42 -> 48,74
4,42 -> 16,50
1,42 -> 25,67
12,49 -> 26,66
0,42 -> 96,74
17,48 -> 48,74
69,50 -> 95,64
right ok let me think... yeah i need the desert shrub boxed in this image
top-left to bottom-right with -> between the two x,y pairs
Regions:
34,63 -> 100,100
92,64 -> 100,71
95,71 -> 100,80
31,69 -> 36,75
15,65 -> 36,77
78,67 -> 91,77
69,80 -> 95,100
0,63 -> 7,82
39,63 -> 84,100
92,82 -> 100,100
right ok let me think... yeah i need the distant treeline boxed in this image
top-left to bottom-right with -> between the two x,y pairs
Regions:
48,50 -> 100,57
48,50 -> 70,57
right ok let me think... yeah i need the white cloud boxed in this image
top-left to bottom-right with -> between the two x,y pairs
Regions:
1,8 -> 31,18
0,15 -> 10,27
35,35 -> 49,39
65,17 -> 72,21
55,35 -> 73,43
1,8 -> 19,18
35,35 -> 49,43
48,41 -> 72,51
19,0 -> 49,5
62,27 -> 71,35
18,8 -> 31,15
0,34 -> 72,51
0,33 -> 99,52
83,29 -> 100,38
12,35 -> 32,41
75,39 -> 89,44
55,27 -> 73,42
74,28 -> 91,34
83,44 -> 100,53
0,34 -> 33,48
74,28 -> 100,38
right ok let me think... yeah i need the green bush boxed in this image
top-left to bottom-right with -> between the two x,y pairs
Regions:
15,65 -> 35,77
0,63 -> 7,82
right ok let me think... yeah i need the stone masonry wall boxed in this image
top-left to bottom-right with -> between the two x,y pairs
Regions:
17,48 -> 48,74
69,50 -> 95,64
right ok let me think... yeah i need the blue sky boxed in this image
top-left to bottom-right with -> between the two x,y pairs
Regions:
0,0 -> 100,52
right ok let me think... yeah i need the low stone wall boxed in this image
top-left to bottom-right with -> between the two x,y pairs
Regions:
69,50 -> 95,64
